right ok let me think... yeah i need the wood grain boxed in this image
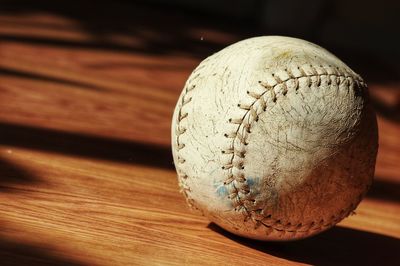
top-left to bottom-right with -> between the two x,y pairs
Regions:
0,1 -> 399,265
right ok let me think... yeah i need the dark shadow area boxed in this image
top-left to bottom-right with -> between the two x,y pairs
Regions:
208,223 -> 400,266
1,121 -> 398,199
0,157 -> 38,191
328,49 -> 400,85
367,178 -> 400,203
0,122 -> 174,170
0,0 -> 253,58
83,61 -> 190,71
0,237 -> 86,266
371,95 -> 400,122
0,0 -> 398,83
0,68 -> 107,92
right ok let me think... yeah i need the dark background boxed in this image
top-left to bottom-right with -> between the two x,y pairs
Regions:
2,0 -> 400,78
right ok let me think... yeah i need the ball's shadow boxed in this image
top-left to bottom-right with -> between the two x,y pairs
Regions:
208,223 -> 400,266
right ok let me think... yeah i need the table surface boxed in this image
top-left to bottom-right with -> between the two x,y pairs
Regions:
0,2 -> 399,266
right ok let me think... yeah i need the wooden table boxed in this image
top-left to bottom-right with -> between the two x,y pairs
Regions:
0,2 -> 399,265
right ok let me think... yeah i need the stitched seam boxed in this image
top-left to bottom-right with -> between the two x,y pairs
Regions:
175,64 -> 206,210
175,83 -> 195,208
222,65 -> 366,234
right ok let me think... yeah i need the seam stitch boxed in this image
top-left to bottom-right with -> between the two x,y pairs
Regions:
176,83 -> 196,208
175,64 -> 206,210
222,65 -> 366,235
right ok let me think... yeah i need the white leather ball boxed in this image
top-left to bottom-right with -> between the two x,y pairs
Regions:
171,36 -> 378,240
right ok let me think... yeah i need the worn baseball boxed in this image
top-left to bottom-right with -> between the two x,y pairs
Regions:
171,36 -> 378,241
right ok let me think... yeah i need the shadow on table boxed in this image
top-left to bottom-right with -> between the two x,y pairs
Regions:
0,121 -> 174,170
208,223 -> 400,266
0,0 -> 247,58
0,237 -> 86,266
0,161 -> 85,265
0,67 -> 108,93
371,93 -> 400,123
367,177 -> 400,203
0,157 -> 38,191
1,121 -> 399,201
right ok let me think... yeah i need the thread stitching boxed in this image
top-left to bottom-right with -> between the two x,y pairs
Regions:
175,64 -> 207,210
222,64 -> 366,235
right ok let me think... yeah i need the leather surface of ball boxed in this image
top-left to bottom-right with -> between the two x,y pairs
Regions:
171,36 -> 378,241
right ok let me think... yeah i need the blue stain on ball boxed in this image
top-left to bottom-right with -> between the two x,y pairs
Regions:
245,177 -> 261,194
216,186 -> 228,197
246,177 -> 256,186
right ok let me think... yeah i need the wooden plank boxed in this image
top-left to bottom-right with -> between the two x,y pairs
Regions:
0,146 -> 398,266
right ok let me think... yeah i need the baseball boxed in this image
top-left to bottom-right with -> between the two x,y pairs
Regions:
171,36 -> 378,241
